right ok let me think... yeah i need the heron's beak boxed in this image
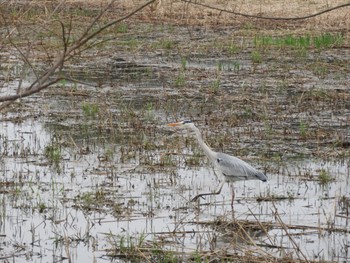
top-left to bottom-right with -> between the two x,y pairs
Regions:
167,122 -> 182,127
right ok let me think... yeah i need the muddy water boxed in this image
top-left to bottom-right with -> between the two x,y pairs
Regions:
1,24 -> 350,262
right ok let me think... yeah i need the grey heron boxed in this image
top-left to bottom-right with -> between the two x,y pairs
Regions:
167,120 -> 267,207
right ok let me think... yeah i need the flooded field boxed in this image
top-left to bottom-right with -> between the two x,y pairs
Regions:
1,1 -> 350,262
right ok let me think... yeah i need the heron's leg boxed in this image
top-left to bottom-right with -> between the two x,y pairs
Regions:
230,183 -> 235,208
191,181 -> 225,202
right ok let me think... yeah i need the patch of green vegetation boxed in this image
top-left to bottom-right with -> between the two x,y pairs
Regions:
296,47 -> 307,57
216,61 -> 241,72
142,136 -> 157,151
338,196 -> 350,212
263,119 -> 273,137
227,41 -> 240,55
145,102 -> 155,121
82,103 -> 99,118
107,232 -> 180,262
116,23 -> 128,33
313,33 -> 343,49
242,106 -> 254,119
216,61 -> 223,72
37,202 -> 47,213
58,78 -> 67,88
71,7 -> 98,18
254,33 -> 344,50
251,50 -> 262,63
299,120 -> 309,139
117,38 -> 139,51
76,190 -> 109,211
159,154 -> 176,167
102,147 -> 115,161
160,39 -> 175,50
174,74 -> 185,87
159,24 -> 175,34
44,144 -> 61,165
112,203 -> 125,216
181,57 -> 187,71
308,87 -> 328,100
208,79 -> 221,94
231,61 -> 241,72
107,232 -> 147,259
310,62 -> 329,78
277,79 -> 289,93
318,169 -> 333,185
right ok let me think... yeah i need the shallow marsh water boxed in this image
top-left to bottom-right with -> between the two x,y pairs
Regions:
1,20 -> 350,263
1,119 -> 349,262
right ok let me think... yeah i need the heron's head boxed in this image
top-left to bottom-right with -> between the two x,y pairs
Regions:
167,120 -> 194,129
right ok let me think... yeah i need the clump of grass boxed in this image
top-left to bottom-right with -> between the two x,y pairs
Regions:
209,78 -> 221,94
159,154 -> 176,167
82,103 -> 99,118
107,233 -> 147,260
44,144 -> 61,165
232,61 -> 240,72
118,38 -> 139,51
313,33 -> 343,49
76,190 -> 109,211
307,87 -> 328,100
338,196 -> 350,215
227,40 -> 239,55
318,169 -> 333,184
251,50 -> 262,63
107,232 -> 179,262
254,33 -> 344,50
144,102 -> 155,121
37,202 -> 47,213
160,39 -> 174,50
101,147 -> 115,162
180,57 -> 187,71
174,73 -> 185,87
299,120 -> 309,139
44,141 -> 62,174
116,22 -> 128,33
310,62 -> 329,78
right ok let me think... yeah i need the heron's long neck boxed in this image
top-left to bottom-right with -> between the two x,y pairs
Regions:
192,126 -> 216,161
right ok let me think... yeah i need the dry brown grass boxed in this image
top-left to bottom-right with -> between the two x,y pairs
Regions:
133,0 -> 349,31
3,0 -> 348,32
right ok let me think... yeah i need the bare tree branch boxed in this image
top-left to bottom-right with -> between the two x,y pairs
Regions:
0,0 -> 156,105
181,0 -> 350,21
0,78 -> 64,108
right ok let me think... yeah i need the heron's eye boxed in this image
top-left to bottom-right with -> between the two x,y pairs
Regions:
217,158 -> 223,163
182,120 -> 192,124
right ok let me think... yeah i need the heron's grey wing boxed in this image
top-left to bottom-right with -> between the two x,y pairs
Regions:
215,153 -> 267,181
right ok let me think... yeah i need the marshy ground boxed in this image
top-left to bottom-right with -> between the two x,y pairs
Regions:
0,1 -> 349,262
